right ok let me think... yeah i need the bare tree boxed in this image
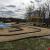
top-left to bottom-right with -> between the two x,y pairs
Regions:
25,3 -> 34,22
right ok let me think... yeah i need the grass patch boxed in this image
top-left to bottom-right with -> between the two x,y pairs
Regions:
0,38 -> 50,50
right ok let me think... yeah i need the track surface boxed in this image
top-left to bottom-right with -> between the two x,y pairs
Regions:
0,24 -> 50,42
0,26 -> 41,36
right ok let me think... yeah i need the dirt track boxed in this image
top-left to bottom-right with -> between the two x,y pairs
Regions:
0,25 -> 50,42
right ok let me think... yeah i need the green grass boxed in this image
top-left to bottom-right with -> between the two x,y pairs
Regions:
0,38 -> 50,50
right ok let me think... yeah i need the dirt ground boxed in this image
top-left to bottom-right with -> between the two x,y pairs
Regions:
0,23 -> 50,42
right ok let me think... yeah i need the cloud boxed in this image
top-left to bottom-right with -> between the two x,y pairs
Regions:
6,5 -> 16,8
0,0 -> 48,19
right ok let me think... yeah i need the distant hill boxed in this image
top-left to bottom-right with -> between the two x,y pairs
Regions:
0,17 -> 26,23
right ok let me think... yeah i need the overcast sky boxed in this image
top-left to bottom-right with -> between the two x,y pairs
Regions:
0,0 -> 47,6
0,0 -> 49,19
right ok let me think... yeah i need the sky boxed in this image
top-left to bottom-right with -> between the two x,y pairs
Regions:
0,0 -> 49,19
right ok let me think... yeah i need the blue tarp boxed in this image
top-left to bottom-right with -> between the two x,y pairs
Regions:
0,23 -> 11,28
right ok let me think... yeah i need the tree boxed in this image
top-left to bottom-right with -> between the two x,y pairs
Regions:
25,4 -> 34,22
